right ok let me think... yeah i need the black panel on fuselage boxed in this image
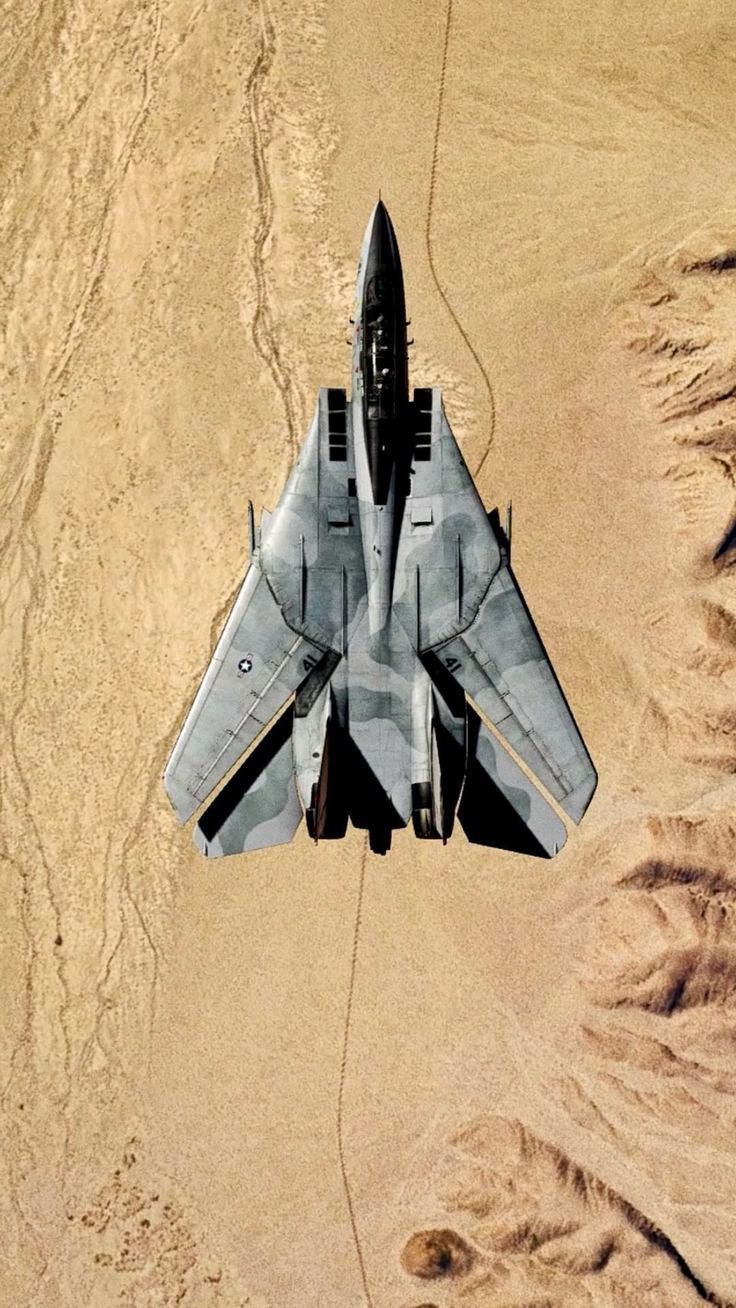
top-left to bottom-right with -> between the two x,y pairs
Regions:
360,201 -> 409,504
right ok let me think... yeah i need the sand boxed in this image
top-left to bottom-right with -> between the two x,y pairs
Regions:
3,0 -> 736,1304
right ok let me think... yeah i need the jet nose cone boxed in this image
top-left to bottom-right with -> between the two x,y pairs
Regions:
365,198 -> 400,275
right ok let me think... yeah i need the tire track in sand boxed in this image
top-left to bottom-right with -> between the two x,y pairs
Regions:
336,838 -> 374,1306
332,9 -> 484,1298
244,0 -> 301,461
425,0 -> 497,481
1,4 -> 164,1264
6,2 -> 163,551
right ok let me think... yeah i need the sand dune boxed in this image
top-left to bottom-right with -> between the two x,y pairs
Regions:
586,854 -> 736,1015
400,1115 -> 725,1305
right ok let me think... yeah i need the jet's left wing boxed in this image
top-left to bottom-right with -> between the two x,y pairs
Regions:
164,386 -> 363,831
163,560 -> 328,824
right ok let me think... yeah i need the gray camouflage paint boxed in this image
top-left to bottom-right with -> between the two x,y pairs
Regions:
163,202 -> 597,856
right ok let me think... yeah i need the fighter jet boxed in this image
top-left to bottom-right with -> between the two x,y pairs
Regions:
163,200 -> 596,856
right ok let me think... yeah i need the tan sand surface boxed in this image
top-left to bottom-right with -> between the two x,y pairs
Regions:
3,1 -> 736,1304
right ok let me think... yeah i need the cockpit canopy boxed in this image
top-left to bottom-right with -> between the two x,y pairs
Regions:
364,272 -> 394,310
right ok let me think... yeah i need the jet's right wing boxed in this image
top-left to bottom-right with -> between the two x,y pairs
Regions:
436,556 -> 596,825
398,388 -> 596,832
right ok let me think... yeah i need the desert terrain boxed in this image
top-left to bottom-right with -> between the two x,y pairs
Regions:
3,0 -> 736,1304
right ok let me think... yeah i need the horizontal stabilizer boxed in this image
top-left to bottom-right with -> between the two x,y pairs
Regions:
193,707 -> 302,857
458,706 -> 567,858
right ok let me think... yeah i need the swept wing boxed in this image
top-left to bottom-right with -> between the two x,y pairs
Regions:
399,390 -> 596,825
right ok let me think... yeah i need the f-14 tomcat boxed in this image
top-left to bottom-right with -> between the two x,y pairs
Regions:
163,200 -> 596,856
